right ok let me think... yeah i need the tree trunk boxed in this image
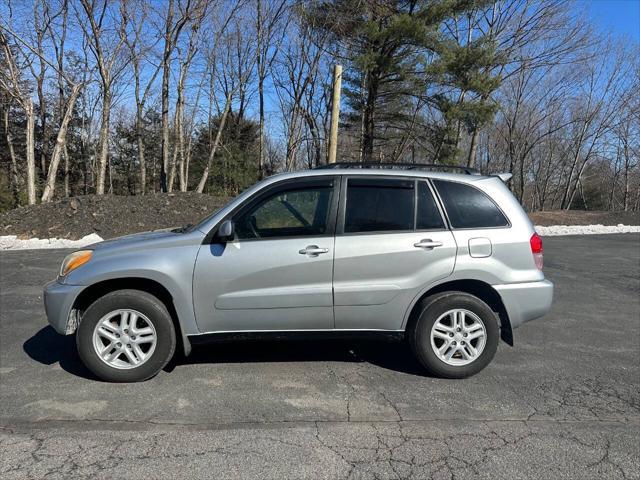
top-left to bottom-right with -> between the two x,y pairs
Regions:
258,77 -> 265,177
41,84 -> 82,203
467,127 -> 480,168
256,0 -> 265,178
63,144 -> 70,197
196,93 -> 232,193
168,136 -> 179,192
303,109 -> 321,168
136,112 -> 146,194
357,72 -> 367,162
3,106 -> 21,206
161,63 -> 170,192
25,100 -> 37,205
160,0 -> 174,193
161,65 -> 170,192
37,71 -> 48,180
95,90 -> 111,195
184,152 -> 191,191
174,72 -> 186,192
285,106 -> 301,171
362,73 -> 379,162
623,139 -> 630,211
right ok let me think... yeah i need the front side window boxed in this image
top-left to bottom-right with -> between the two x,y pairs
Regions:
344,178 -> 414,233
433,180 -> 509,228
235,185 -> 333,240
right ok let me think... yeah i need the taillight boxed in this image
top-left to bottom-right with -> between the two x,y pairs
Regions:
530,233 -> 543,270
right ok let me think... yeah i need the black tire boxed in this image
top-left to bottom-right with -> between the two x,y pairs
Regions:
76,289 -> 176,382
408,292 -> 499,379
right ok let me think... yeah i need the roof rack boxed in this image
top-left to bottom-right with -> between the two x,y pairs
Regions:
314,162 -> 479,175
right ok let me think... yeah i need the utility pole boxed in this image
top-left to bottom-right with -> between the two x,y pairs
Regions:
327,64 -> 342,164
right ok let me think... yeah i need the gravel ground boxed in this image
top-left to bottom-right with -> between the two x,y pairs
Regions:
0,193 -> 637,240
1,234 -> 639,479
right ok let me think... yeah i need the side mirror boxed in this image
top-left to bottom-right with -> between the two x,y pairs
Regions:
216,220 -> 234,241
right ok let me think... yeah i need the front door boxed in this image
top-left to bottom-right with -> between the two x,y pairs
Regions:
333,178 -> 457,330
192,177 -> 338,333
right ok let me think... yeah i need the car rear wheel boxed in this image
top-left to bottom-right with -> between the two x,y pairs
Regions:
76,289 -> 176,382
408,292 -> 499,378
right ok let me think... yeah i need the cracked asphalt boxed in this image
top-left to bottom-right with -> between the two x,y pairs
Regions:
1,234 -> 639,479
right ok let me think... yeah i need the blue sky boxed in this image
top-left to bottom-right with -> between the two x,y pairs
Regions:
584,0 -> 640,41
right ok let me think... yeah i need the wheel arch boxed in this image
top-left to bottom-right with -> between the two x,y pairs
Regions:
72,277 -> 191,355
404,279 -> 513,346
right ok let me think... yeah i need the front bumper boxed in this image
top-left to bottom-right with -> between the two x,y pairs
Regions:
493,279 -> 554,329
43,279 -> 85,334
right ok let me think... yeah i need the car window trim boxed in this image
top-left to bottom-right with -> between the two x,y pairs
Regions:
417,180 -> 448,231
204,175 -> 340,244
431,178 -> 512,230
337,175 -> 449,236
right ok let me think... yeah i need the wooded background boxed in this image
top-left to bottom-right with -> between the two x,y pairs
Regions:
0,0 -> 638,213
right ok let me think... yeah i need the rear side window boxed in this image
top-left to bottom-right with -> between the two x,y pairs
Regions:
417,182 -> 445,230
433,180 -> 509,228
345,179 -> 414,233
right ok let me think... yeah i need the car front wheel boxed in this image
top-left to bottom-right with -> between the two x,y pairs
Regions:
409,292 -> 499,378
76,289 -> 176,382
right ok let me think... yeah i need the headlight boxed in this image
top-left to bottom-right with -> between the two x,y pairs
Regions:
60,250 -> 93,276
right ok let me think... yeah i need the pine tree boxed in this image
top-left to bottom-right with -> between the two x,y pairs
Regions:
306,0 -> 498,163
428,35 -> 502,163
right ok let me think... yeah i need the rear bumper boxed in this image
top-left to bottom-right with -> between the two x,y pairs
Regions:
494,279 -> 553,329
43,279 -> 84,335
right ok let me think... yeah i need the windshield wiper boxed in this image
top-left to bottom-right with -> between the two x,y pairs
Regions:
171,223 -> 193,233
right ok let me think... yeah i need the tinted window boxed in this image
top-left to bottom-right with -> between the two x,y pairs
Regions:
235,186 -> 332,239
417,182 -> 445,230
344,179 -> 414,233
434,180 -> 508,228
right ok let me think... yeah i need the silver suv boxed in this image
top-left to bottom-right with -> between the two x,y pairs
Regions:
44,163 -> 553,382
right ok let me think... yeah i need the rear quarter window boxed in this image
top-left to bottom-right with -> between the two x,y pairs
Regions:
433,180 -> 509,229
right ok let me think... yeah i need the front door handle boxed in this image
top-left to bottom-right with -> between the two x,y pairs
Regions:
299,245 -> 329,257
414,239 -> 443,250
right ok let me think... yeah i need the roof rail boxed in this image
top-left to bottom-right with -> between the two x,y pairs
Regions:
314,162 -> 480,175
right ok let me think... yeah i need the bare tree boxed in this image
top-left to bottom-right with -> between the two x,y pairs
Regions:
460,0 -> 591,167
122,0 -> 162,194
40,0 -> 85,203
167,3 -> 207,192
559,41 -> 633,209
255,0 -> 287,178
1,93 -> 20,205
273,19 -> 327,171
0,30 -> 37,204
196,19 -> 256,193
158,0 -> 203,192
78,0 -> 128,194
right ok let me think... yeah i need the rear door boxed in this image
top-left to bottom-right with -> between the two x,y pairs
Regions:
333,177 -> 457,330
192,176 -> 339,333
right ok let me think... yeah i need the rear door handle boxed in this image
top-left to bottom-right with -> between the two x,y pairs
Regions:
414,239 -> 443,250
299,245 -> 329,257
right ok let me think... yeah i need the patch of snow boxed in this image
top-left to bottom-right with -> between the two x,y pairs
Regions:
0,233 -> 103,250
535,224 -> 640,236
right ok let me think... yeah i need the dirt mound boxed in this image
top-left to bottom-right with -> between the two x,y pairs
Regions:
529,210 -> 639,226
0,193 -> 230,240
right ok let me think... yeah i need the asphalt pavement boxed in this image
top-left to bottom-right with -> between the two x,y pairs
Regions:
1,234 -> 639,479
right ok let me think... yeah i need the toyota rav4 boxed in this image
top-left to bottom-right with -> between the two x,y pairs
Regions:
44,163 -> 553,382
